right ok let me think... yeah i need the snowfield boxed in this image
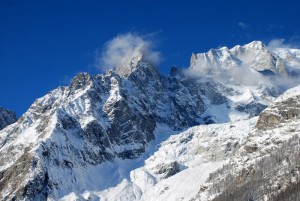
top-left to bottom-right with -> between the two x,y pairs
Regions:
57,118 -> 257,201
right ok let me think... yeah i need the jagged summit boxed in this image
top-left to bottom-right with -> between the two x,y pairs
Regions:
110,52 -> 160,79
230,40 -> 266,53
189,40 -> 290,77
69,72 -> 92,91
243,40 -> 266,50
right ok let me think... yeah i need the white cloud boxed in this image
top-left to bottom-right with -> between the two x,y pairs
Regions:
268,38 -> 287,49
96,33 -> 161,72
185,60 -> 300,91
185,62 -> 266,86
267,38 -> 299,49
238,22 -> 249,29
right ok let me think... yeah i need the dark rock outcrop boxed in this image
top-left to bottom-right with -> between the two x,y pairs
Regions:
154,161 -> 181,178
0,107 -> 17,130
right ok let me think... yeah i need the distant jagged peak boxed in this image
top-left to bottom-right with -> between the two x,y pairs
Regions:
243,40 -> 266,50
230,41 -> 267,56
192,45 -> 241,63
190,40 -> 294,68
189,46 -> 242,70
189,40 -> 292,78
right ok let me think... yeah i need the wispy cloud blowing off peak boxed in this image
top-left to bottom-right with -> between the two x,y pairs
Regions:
186,62 -> 266,86
96,33 -> 161,72
267,38 -> 300,49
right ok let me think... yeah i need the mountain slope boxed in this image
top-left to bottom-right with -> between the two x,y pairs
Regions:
96,85 -> 300,201
0,41 -> 300,200
197,85 -> 300,201
96,118 -> 257,201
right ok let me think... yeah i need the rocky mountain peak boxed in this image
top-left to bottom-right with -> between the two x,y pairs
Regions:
244,40 -> 266,50
69,72 -> 92,91
189,40 -> 291,77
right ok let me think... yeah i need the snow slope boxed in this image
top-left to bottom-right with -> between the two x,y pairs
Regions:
196,85 -> 300,200
95,118 -> 256,201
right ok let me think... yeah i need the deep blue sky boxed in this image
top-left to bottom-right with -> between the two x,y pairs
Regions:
1,0 -> 299,116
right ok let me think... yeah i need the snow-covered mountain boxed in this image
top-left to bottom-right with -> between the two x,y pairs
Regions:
190,41 -> 289,77
0,107 -> 17,130
75,86 -> 300,201
0,41 -> 300,200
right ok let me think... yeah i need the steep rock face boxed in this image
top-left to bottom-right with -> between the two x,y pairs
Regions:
0,107 -> 17,130
0,66 -> 158,200
99,85 -> 300,201
0,59 -> 207,200
94,86 -> 300,201
97,117 -> 257,201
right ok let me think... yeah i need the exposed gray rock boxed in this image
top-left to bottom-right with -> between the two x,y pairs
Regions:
256,94 -> 300,130
235,101 -> 267,118
154,161 -> 181,178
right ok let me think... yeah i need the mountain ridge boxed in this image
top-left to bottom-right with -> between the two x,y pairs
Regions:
189,40 -> 290,78
0,41 -> 300,200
